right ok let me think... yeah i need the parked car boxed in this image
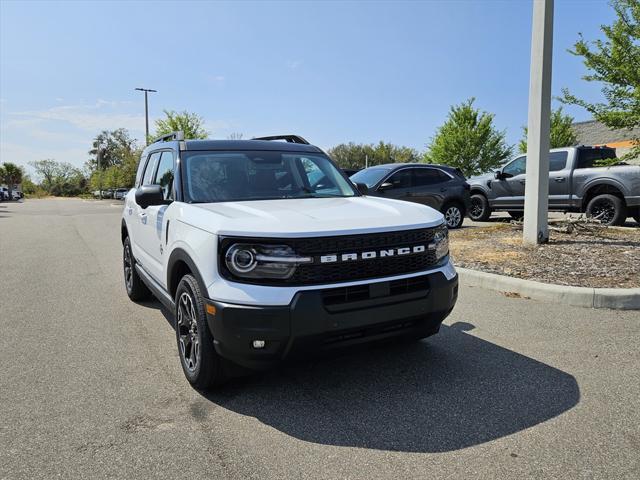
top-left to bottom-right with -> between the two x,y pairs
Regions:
350,163 -> 471,228
11,191 -> 21,200
0,187 -> 9,200
467,146 -> 640,225
342,168 -> 360,177
122,132 -> 457,390
114,188 -> 129,200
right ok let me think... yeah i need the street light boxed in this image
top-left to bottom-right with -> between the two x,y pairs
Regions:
135,87 -> 157,145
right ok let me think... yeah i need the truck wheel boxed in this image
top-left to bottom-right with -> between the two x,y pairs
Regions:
442,202 -> 464,229
468,194 -> 491,221
508,211 -> 523,220
123,237 -> 151,301
175,274 -> 225,390
586,194 -> 626,226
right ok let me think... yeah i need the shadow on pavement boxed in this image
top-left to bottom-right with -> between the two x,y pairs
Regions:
197,321 -> 580,453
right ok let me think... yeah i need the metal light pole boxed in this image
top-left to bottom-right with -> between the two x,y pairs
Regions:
523,0 -> 554,245
97,148 -> 103,200
135,87 -> 157,145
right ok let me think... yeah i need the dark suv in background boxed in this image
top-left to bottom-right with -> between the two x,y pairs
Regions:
350,163 -> 471,228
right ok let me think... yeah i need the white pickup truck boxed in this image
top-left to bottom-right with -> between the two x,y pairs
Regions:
121,133 -> 458,390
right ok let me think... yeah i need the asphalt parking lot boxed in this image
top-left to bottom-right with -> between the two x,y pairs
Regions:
1,198 -> 639,479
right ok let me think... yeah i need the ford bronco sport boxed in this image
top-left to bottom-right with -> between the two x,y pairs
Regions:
121,132 -> 458,389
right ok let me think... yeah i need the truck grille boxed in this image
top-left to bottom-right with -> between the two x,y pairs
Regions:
288,227 -> 440,285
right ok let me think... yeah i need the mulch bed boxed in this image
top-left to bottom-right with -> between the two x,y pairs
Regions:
449,220 -> 640,288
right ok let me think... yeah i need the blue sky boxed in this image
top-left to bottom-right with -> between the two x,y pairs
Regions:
0,0 -> 614,172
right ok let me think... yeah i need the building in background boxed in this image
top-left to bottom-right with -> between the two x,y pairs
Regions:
572,120 -> 640,163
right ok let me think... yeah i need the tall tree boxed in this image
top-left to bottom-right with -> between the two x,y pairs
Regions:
560,0 -> 640,159
153,110 -> 208,140
327,142 -> 419,169
519,107 -> 578,153
87,128 -> 138,171
1,162 -> 24,198
29,159 -> 59,191
424,98 -> 513,177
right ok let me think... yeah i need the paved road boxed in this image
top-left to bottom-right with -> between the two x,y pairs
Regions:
1,198 -> 639,479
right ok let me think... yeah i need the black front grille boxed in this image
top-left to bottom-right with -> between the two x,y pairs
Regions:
288,227 -> 441,285
220,226 -> 444,286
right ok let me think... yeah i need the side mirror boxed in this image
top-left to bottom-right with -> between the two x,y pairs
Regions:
494,170 -> 504,180
135,185 -> 164,209
378,182 -> 393,191
355,182 -> 369,195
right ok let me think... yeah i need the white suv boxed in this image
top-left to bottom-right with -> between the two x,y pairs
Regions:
122,132 -> 458,390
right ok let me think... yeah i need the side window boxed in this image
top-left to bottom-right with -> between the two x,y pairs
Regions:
549,152 -> 568,172
154,151 -> 175,200
413,168 -> 449,186
142,152 -> 161,185
503,156 -> 526,177
386,169 -> 412,189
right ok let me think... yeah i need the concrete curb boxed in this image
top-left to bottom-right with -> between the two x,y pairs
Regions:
457,267 -> 640,310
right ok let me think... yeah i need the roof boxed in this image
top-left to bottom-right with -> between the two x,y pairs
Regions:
183,139 -> 323,153
572,120 -> 640,145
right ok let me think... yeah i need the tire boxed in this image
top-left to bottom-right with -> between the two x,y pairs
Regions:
508,211 -> 523,220
586,194 -> 626,226
123,237 -> 151,301
442,202 -> 465,229
175,274 -> 225,390
468,194 -> 491,222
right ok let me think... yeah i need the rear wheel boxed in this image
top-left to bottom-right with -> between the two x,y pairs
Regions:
175,274 -> 226,390
123,237 -> 151,301
442,202 -> 465,229
468,194 -> 491,222
586,194 -> 626,226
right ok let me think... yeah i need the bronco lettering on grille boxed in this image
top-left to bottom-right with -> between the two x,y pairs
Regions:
319,244 -> 429,263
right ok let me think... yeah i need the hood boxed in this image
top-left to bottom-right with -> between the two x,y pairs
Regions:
468,171 -> 495,185
180,196 -> 444,237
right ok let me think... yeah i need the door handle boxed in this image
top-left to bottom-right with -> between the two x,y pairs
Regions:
554,177 -> 566,182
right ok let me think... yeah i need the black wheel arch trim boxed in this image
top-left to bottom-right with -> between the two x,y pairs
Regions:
167,248 -> 209,300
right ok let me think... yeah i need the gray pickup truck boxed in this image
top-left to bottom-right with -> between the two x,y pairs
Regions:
467,146 -> 640,225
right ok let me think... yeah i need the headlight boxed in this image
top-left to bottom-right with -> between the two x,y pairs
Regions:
224,244 -> 312,280
431,224 -> 449,262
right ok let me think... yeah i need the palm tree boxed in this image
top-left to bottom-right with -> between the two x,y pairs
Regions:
1,163 -> 23,199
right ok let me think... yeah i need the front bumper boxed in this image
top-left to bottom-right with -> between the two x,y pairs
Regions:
205,271 -> 458,370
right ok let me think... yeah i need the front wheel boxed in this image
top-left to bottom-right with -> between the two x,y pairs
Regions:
442,203 -> 465,229
586,194 -> 626,226
468,194 -> 491,222
175,274 -> 225,390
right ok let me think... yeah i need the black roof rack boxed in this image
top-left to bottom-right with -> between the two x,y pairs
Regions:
152,131 -> 185,144
252,134 -> 310,145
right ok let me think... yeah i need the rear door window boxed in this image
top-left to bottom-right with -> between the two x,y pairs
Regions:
549,152 -> 568,172
413,168 -> 449,186
576,148 -> 617,169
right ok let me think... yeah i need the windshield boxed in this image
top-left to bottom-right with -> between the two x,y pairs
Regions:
350,167 -> 392,188
182,151 -> 358,203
